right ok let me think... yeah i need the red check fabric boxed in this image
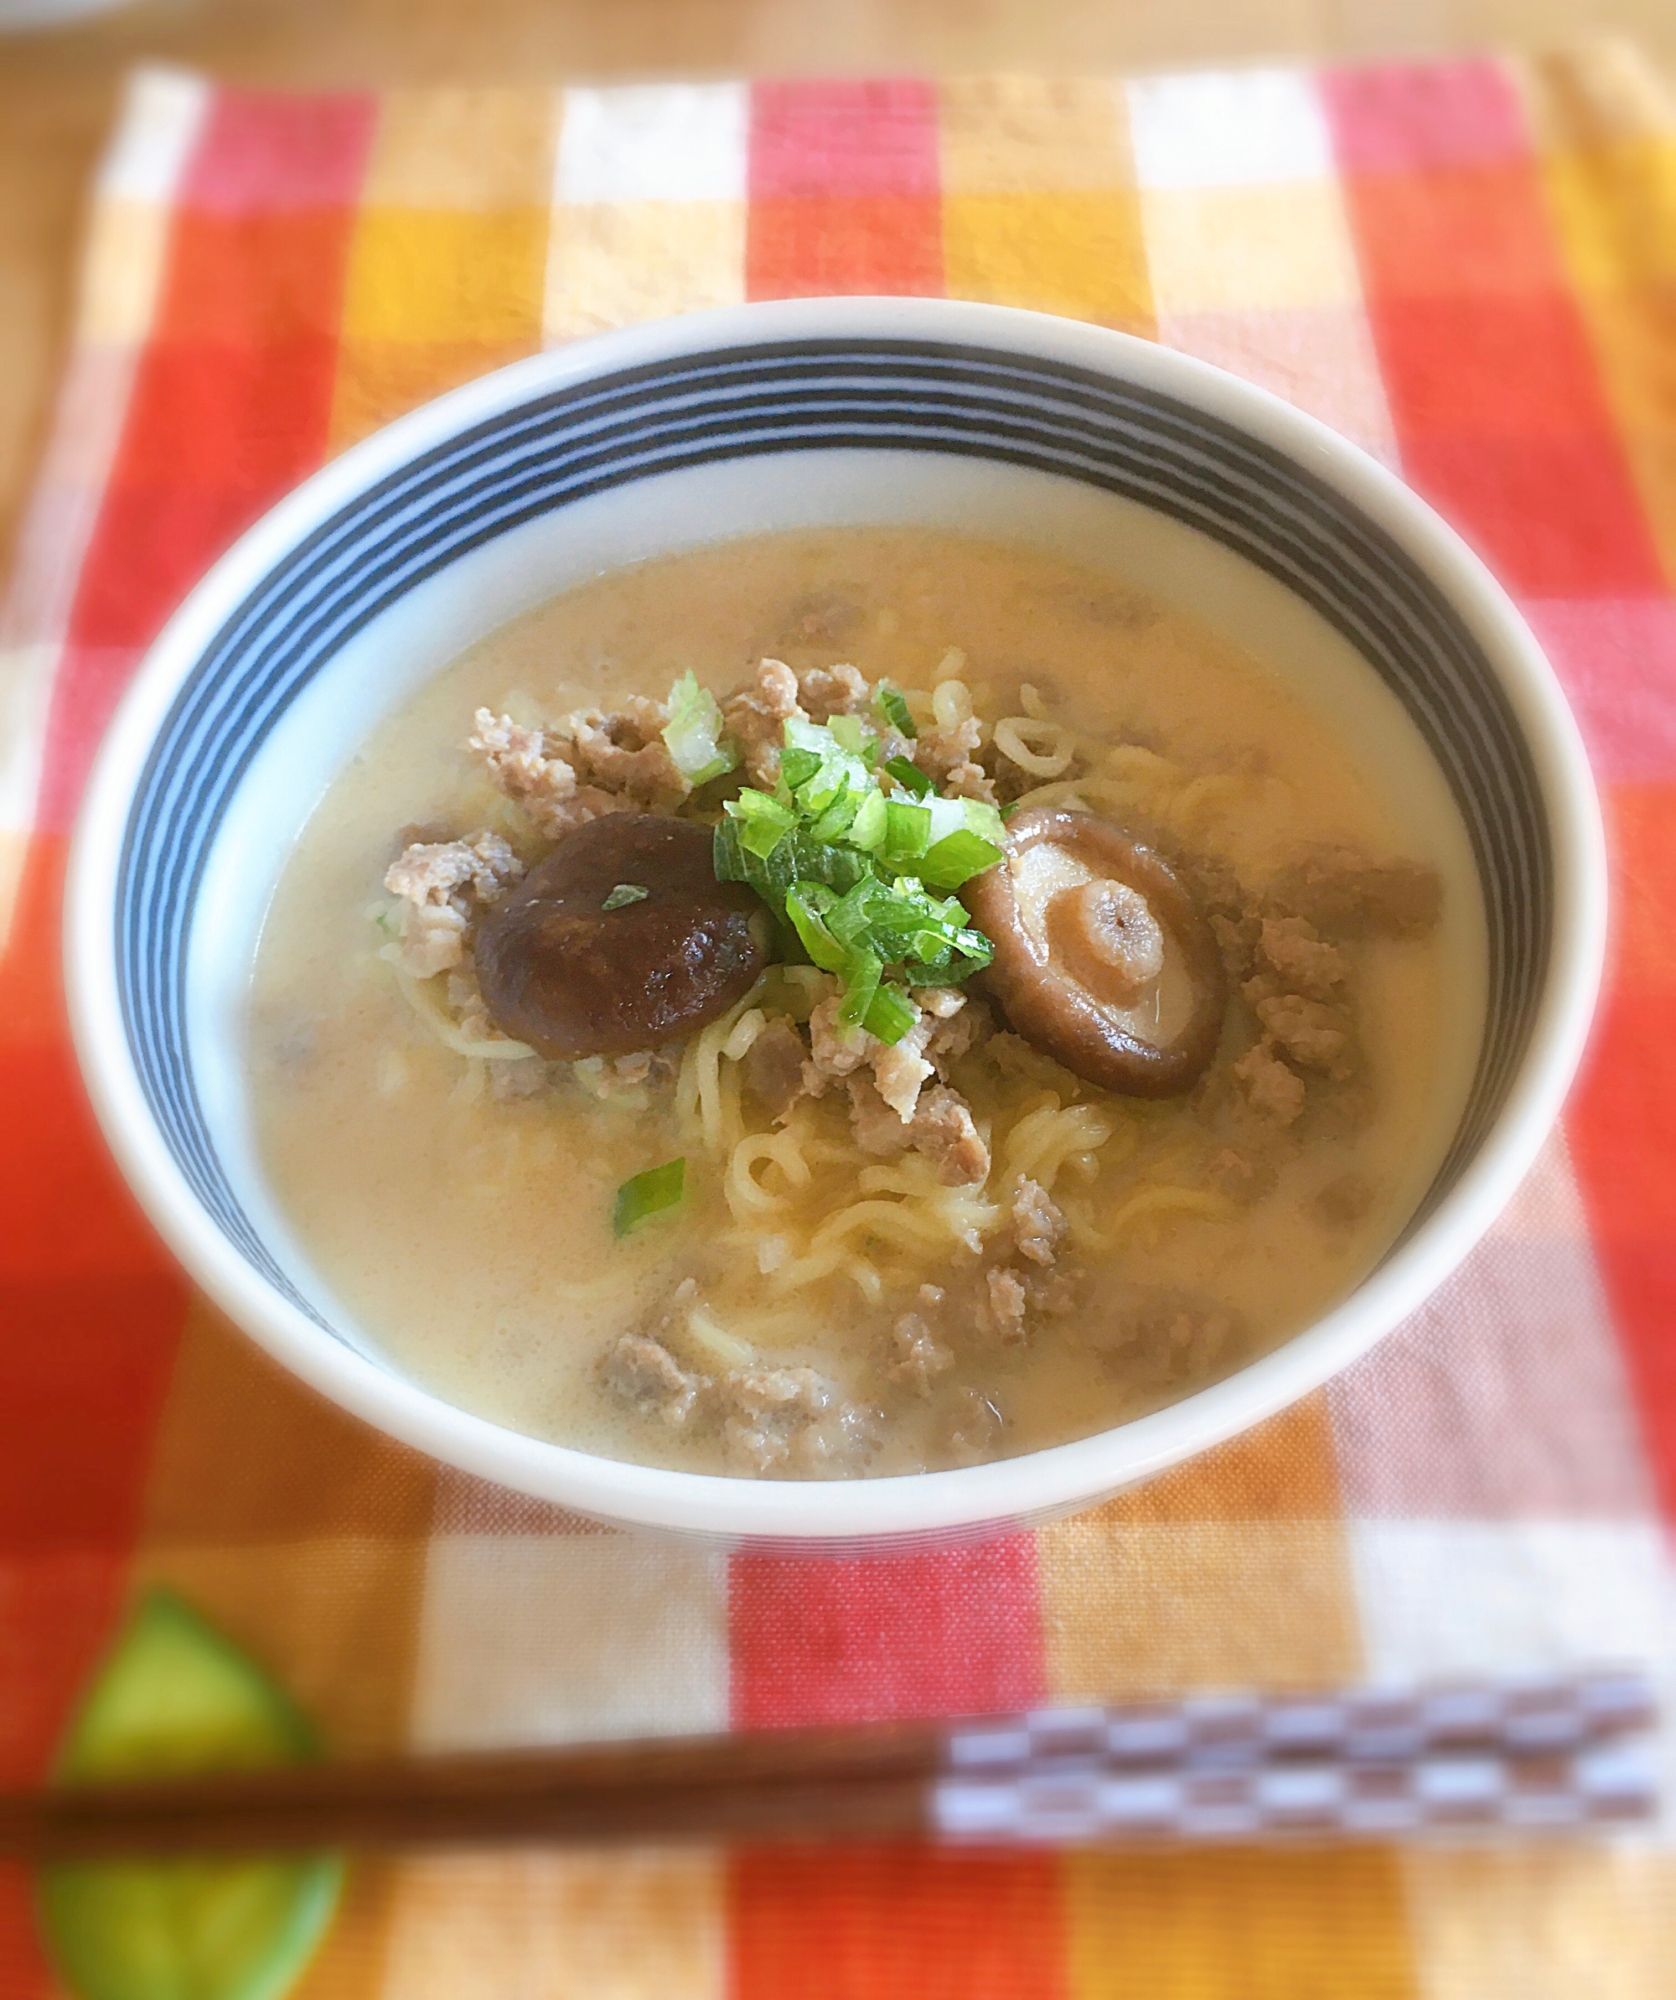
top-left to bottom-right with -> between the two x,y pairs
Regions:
2,46 -> 1675,1995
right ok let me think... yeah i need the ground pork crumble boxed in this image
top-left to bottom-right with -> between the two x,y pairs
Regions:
382,831 -> 522,978
796,984 -> 995,1186
599,1285 -> 883,1476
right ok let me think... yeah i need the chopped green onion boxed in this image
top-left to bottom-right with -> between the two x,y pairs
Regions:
614,1158 -> 686,1237
713,708 -> 1006,989
879,799 -> 932,871
601,882 -> 649,911
876,685 -> 918,739
661,671 -> 740,788
724,787 -> 799,859
828,714 -> 868,755
863,982 -> 919,1044
780,744 -> 823,790
785,883 -> 847,971
920,828 -> 1005,891
847,787 -> 888,852
838,947 -> 883,1030
884,755 -> 933,800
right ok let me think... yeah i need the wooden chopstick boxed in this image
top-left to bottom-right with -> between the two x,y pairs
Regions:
3,1674 -> 1654,1861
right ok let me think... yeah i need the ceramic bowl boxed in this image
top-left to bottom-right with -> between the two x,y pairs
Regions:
66,298 -> 1605,1546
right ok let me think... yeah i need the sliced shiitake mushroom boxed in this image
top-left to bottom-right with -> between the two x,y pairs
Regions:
961,806 -> 1226,1096
474,813 -> 768,1059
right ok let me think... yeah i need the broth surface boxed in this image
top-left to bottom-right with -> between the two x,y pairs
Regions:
248,528 -> 1477,1477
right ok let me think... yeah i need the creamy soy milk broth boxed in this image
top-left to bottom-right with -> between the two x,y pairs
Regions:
247,528 -> 1475,1478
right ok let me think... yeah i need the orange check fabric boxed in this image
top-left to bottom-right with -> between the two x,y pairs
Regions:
4,46 -> 1676,1996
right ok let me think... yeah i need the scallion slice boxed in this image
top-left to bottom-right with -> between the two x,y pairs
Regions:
661,671 -> 740,787
876,685 -> 918,739
884,755 -> 933,799
613,1158 -> 686,1237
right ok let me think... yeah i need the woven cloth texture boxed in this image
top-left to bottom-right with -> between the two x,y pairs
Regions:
3,45 -> 1676,1995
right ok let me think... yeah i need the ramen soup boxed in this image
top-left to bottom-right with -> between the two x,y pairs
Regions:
249,528 -> 1474,1479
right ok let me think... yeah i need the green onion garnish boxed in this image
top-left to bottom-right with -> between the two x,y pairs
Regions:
601,882 -> 650,911
613,1157 -> 686,1237
876,685 -> 918,739
712,714 -> 1003,1028
884,755 -> 933,799
863,982 -> 919,1044
661,671 -> 740,788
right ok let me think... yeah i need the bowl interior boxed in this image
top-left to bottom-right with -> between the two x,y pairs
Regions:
89,322 -> 1567,1534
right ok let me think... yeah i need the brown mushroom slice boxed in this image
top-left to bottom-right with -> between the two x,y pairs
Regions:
474,813 -> 768,1059
962,806 -> 1226,1095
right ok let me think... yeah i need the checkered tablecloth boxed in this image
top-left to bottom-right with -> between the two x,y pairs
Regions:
3,45 -> 1675,1995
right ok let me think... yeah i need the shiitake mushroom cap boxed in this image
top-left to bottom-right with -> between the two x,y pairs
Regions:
961,805 -> 1226,1096
474,813 -> 768,1059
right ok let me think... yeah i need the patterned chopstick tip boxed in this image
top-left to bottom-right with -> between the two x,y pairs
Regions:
934,1672 -> 1659,1844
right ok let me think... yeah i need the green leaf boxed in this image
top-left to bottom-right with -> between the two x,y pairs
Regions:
875,685 -> 918,739
601,883 -> 649,912
613,1157 -> 686,1236
40,1590 -> 343,2000
661,670 -> 740,787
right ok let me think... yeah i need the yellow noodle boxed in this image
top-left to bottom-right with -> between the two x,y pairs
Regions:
1068,1184 -> 1235,1253
993,716 -> 1075,778
1000,1101 -> 1116,1190
723,1008 -> 768,1062
385,956 -> 535,1060
725,1129 -> 812,1222
1102,743 -> 1181,783
932,663 -> 971,726
678,980 -> 765,1153
1011,780 -> 1092,814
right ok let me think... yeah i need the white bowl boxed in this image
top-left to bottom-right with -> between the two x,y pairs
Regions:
66,298 -> 1605,1548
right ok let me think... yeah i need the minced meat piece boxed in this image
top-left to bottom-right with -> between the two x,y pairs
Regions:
384,832 -> 523,977
908,1086 -> 991,1186
805,987 -> 983,1124
980,1264 -> 1029,1345
561,697 -> 684,803
1257,915 -> 1347,998
600,1333 -> 707,1429
1010,1176 -> 1066,1266
1233,1041 -> 1306,1126
469,709 -> 622,840
888,1289 -> 954,1395
743,1018 -> 809,1121
846,1075 -> 991,1186
723,658 -> 805,787
721,1366 -> 879,1475
1255,993 -> 1350,1076
804,994 -> 874,1088
797,662 -> 871,720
